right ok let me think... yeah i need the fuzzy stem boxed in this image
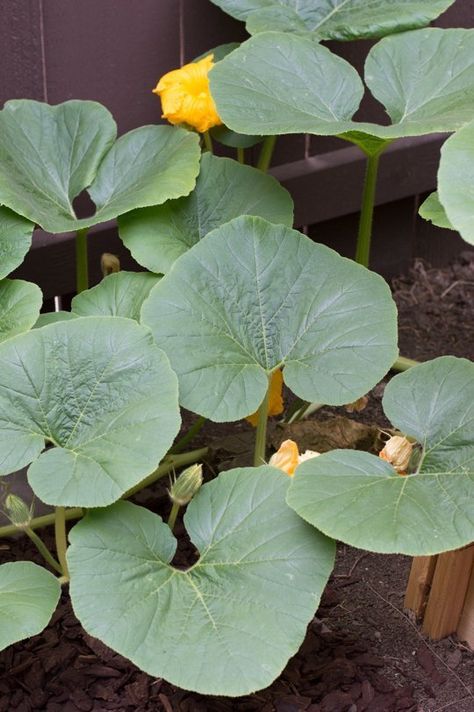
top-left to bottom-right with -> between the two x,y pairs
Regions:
253,377 -> 271,467
25,528 -> 62,574
0,447 -> 208,539
171,416 -> 206,455
167,502 -> 180,531
392,356 -> 419,372
237,146 -> 245,164
203,131 -> 213,153
55,507 -> 69,580
257,136 -> 277,173
355,153 -> 381,268
75,228 -> 89,293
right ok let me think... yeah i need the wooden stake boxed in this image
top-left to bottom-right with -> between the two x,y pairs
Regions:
422,546 -> 474,640
457,564 -> 474,649
404,555 -> 438,618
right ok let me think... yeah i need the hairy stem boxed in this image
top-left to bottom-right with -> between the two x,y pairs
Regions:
257,136 -> 277,173
392,356 -> 419,372
253,377 -> 270,467
171,416 -> 206,455
237,146 -> 245,164
55,507 -> 69,580
167,502 -> 180,532
355,153 -> 380,268
203,131 -> 213,153
25,527 -> 62,574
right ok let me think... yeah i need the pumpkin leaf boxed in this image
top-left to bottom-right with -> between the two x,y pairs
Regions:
0,100 -> 201,234
0,317 -> 180,507
68,467 -> 335,695
34,311 -> 79,329
438,119 -> 474,245
119,154 -> 294,273
419,192 -> 455,231
0,279 -> 42,343
0,562 -> 61,652
210,29 -> 474,140
71,272 -> 161,321
0,208 -> 35,280
210,0 -> 455,40
141,215 -> 398,422
287,357 -> 474,555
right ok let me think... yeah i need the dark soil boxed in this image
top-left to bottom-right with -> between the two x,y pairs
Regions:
1,254 -> 473,711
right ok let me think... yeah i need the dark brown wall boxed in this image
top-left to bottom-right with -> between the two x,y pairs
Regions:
1,0 -> 473,298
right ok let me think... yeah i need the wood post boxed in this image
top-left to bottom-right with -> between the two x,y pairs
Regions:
404,545 -> 474,648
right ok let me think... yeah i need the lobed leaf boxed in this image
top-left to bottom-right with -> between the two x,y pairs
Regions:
0,100 -> 201,234
287,357 -> 474,555
0,207 -> 35,280
68,467 -> 335,695
141,215 -> 398,422
119,154 -> 294,273
71,272 -> 161,321
0,317 -> 180,507
0,562 -> 60,652
0,279 -> 42,343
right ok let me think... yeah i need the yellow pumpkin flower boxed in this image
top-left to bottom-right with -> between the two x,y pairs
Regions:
269,440 -> 320,477
153,55 -> 222,133
246,370 -> 284,427
379,435 -> 413,475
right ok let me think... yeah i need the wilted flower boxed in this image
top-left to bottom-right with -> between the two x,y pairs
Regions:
269,440 -> 320,477
169,464 -> 203,506
246,370 -> 284,426
379,435 -> 413,475
345,395 -> 369,413
153,55 -> 222,133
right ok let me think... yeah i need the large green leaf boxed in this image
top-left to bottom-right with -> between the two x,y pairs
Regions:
141,216 -> 398,422
0,100 -> 201,234
0,317 -> 180,507
119,154 -> 294,273
0,279 -> 42,343
210,0 -> 455,40
71,272 -> 161,321
287,357 -> 474,556
68,466 -> 335,695
210,29 -> 474,141
0,208 -> 35,280
0,562 -> 61,651
418,192 -> 454,231
438,120 -> 474,245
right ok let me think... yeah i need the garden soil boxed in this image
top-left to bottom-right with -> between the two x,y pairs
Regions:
1,254 -> 473,712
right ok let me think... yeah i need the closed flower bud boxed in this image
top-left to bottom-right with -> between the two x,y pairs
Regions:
379,435 -> 413,475
101,253 -> 120,276
169,464 -> 203,506
153,55 -> 222,134
5,494 -> 32,529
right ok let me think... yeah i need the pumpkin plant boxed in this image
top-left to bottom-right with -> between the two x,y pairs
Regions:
0,14 -> 473,696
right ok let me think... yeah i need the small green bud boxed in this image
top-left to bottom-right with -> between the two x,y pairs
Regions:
5,494 -> 33,529
169,464 -> 203,506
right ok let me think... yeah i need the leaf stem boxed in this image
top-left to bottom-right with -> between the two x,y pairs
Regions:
392,356 -> 419,372
24,527 -> 63,574
253,377 -> 271,467
355,152 -> 381,268
0,447 -> 208,539
75,228 -> 89,293
256,136 -> 277,173
203,131 -> 213,153
167,502 -> 180,531
237,146 -> 245,164
171,416 -> 206,455
55,507 -> 69,580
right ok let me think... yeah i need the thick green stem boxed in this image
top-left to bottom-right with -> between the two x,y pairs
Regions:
171,416 -> 206,455
392,356 -> 419,372
55,507 -> 69,580
257,136 -> 277,173
253,377 -> 271,467
25,527 -> 62,574
237,147 -> 245,164
0,447 -> 208,539
203,131 -> 213,153
75,228 -> 89,293
168,502 -> 180,531
355,152 -> 380,268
